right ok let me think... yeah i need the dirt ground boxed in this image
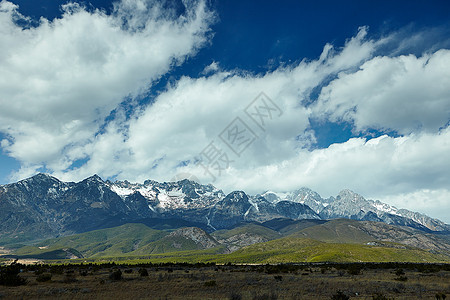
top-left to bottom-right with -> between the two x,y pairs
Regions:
0,264 -> 449,299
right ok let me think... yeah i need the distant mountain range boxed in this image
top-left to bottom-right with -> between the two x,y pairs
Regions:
0,173 -> 448,247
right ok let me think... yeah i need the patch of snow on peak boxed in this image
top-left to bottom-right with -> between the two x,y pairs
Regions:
167,189 -> 185,198
372,201 -> 399,216
111,185 -> 134,196
157,192 -> 172,208
137,187 -> 157,199
248,197 -> 259,212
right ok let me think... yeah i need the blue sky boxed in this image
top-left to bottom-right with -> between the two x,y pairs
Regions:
0,0 -> 449,221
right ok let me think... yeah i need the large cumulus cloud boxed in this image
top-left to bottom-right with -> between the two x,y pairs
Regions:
0,2 -> 449,222
0,0 -> 214,176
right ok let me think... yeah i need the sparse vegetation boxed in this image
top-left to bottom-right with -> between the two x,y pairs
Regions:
0,262 -> 447,299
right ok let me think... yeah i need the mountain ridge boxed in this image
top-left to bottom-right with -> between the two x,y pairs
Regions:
0,173 -> 448,246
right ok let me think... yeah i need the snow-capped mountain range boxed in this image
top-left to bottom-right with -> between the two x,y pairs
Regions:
0,173 -> 448,244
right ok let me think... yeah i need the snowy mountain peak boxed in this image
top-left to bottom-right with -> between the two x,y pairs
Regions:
83,174 -> 105,184
2,174 -> 447,234
106,178 -> 225,211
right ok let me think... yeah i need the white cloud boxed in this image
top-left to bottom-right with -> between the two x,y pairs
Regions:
220,128 -> 450,195
0,0 -> 214,175
201,61 -> 220,74
1,8 -> 448,224
51,27 -> 380,184
195,128 -> 449,222
378,189 -> 450,224
314,49 -> 450,134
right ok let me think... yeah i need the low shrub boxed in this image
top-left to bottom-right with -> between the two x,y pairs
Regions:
138,268 -> 149,277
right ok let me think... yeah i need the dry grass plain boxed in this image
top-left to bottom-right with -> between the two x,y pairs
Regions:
0,263 -> 449,299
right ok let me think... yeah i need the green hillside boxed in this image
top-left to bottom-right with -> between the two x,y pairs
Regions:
70,236 -> 450,264
294,219 -> 375,243
222,237 -> 450,263
14,223 -> 168,258
12,223 -> 226,259
262,218 -> 327,236
131,235 -> 221,255
8,220 -> 450,264
212,223 -> 281,240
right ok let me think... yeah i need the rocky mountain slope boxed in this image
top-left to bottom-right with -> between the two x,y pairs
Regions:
262,188 -> 448,231
0,173 -> 448,245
